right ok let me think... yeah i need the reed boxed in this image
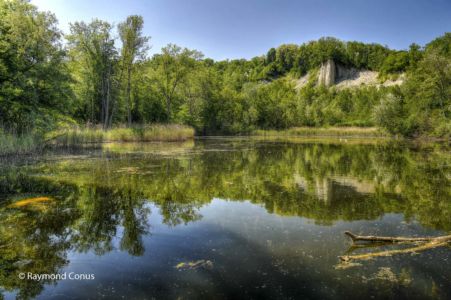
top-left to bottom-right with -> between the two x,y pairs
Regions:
0,132 -> 41,155
47,124 -> 195,146
253,127 -> 387,138
46,128 -> 104,147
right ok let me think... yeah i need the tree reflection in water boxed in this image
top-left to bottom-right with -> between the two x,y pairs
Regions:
0,139 -> 449,298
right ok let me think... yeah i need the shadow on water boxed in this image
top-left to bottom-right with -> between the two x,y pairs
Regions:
0,138 -> 449,299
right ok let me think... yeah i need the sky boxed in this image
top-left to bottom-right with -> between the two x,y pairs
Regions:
31,0 -> 451,60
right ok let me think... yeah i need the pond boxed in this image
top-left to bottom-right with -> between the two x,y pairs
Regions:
0,138 -> 450,299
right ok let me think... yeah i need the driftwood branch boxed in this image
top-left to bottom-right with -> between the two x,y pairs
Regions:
339,231 -> 451,262
344,241 -> 395,254
343,231 -> 449,243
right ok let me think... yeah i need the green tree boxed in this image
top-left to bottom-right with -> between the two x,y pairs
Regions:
402,45 -> 451,136
67,20 -> 117,128
266,47 -> 276,64
150,44 -> 203,121
0,0 -> 72,133
373,93 -> 411,136
118,15 -> 150,126
380,51 -> 410,75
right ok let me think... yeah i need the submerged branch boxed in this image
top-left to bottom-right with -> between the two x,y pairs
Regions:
344,241 -> 396,254
339,231 -> 451,262
343,231 -> 451,243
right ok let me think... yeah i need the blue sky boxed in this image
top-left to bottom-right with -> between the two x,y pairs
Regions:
32,0 -> 451,60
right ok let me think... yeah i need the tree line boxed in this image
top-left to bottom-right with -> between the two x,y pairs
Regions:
0,0 -> 449,137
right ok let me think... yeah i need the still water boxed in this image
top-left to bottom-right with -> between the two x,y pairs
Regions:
0,138 -> 450,299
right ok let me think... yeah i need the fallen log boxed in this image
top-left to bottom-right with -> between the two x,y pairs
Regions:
343,231 -> 450,243
339,231 -> 451,262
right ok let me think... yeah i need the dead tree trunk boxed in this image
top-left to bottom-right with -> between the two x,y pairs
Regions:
339,231 -> 451,262
343,231 -> 449,243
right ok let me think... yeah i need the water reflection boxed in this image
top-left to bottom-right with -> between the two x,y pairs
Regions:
0,138 -> 449,299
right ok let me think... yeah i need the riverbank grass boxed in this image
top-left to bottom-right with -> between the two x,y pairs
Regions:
0,133 -> 41,155
106,125 -> 194,142
47,124 -> 195,147
253,127 -> 387,138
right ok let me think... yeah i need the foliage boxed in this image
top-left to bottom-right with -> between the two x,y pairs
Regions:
373,94 -> 411,136
118,15 -> 149,126
0,1 -> 449,139
66,19 -> 117,128
374,34 -> 451,138
0,0 -> 72,133
149,44 -> 203,122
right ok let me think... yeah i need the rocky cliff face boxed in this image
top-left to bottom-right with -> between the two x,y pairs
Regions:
318,59 -> 336,87
296,59 -> 404,90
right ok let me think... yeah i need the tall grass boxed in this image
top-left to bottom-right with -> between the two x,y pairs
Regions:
46,128 -> 104,147
253,127 -> 388,138
47,124 -> 195,147
106,124 -> 194,142
0,132 -> 41,155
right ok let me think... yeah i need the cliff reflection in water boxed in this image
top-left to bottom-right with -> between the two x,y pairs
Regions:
25,140 -> 448,228
0,139 -> 449,298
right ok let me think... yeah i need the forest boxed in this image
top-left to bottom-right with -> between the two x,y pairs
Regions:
0,0 -> 450,146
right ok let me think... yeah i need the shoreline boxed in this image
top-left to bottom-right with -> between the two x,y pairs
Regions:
1,126 -> 449,157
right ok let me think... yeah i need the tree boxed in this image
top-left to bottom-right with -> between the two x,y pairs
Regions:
0,0 -> 72,133
311,37 -> 346,66
151,44 -> 203,121
380,51 -> 410,77
373,93 -> 411,136
266,48 -> 276,64
274,44 -> 298,74
402,48 -> 451,136
407,43 -> 423,69
67,20 -> 117,128
118,15 -> 149,127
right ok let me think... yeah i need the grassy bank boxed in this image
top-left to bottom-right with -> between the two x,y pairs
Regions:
253,127 -> 388,138
106,124 -> 194,142
47,124 -> 195,147
0,125 -> 417,156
